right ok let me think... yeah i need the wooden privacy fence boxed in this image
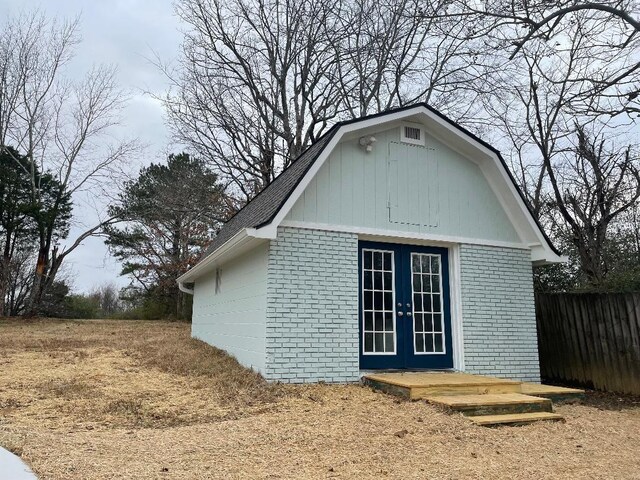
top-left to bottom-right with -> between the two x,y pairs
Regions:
535,292 -> 640,395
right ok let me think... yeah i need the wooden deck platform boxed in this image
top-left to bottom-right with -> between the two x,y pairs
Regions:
362,372 -> 583,426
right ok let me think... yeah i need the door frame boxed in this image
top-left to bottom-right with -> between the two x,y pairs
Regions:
357,237 -> 465,372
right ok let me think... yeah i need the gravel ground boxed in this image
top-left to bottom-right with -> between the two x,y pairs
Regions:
1,319 -> 639,480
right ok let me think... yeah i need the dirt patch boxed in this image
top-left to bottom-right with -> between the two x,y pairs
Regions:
1,318 -> 640,479
578,389 -> 640,411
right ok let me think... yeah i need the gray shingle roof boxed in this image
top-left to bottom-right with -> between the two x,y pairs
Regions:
202,128 -> 338,257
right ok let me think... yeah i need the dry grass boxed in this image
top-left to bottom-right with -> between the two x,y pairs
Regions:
0,318 -> 287,433
1,318 -> 639,479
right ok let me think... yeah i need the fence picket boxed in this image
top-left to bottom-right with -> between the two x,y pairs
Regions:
536,292 -> 640,395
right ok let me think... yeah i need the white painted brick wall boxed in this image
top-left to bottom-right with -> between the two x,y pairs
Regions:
459,244 -> 541,382
265,227 -> 360,383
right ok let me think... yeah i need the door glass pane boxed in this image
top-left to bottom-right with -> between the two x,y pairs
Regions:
424,313 -> 433,333
364,332 -> 373,351
374,271 -> 382,289
384,333 -> 394,352
374,292 -> 383,310
412,255 -> 420,271
364,291 -> 372,310
383,253 -> 392,271
431,275 -> 440,293
364,312 -> 373,331
433,295 -> 441,313
384,312 -> 393,330
364,251 -> 372,269
433,313 -> 442,332
414,293 -> 422,310
434,333 -> 443,352
430,256 -> 440,272
414,313 -> 423,333
423,294 -> 432,312
425,334 -> 434,353
411,252 -> 445,354
421,255 -> 431,273
374,312 -> 383,330
362,248 -> 396,354
373,252 -> 383,270
364,272 -> 372,290
374,333 -> 384,352
384,291 -> 393,310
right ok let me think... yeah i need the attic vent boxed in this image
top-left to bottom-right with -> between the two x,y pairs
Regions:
405,126 -> 421,140
400,123 -> 425,146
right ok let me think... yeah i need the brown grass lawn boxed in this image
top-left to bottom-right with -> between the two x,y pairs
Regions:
1,319 -> 639,480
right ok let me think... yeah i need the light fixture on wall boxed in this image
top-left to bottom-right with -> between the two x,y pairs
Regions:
359,135 -> 377,152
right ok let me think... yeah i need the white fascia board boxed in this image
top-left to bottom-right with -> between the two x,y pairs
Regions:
254,104 -> 561,263
247,226 -> 277,239
531,245 -> 567,265
177,228 -> 267,285
281,220 -> 530,250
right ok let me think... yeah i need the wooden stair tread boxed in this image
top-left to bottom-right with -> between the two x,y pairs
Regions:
520,383 -> 584,397
468,412 -> 564,426
425,393 -> 549,407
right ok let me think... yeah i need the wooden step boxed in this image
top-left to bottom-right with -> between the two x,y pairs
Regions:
363,372 -> 522,400
520,383 -> 585,403
425,393 -> 552,416
467,411 -> 564,427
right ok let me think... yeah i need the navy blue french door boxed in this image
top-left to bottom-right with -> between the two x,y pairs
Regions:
358,241 -> 453,370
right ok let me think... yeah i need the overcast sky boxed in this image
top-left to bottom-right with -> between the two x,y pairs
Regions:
0,0 -> 183,293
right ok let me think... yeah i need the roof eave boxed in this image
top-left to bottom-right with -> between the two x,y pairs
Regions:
177,228 -> 271,288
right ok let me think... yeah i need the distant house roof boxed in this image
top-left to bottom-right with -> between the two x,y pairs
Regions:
180,103 -> 561,286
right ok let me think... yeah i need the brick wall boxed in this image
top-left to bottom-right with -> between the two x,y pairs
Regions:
459,244 -> 541,382
265,227 -> 360,383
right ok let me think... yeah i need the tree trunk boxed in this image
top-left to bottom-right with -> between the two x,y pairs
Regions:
25,247 -> 48,317
0,256 -> 8,317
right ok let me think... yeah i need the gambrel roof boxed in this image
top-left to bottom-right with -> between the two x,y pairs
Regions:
179,103 -> 562,286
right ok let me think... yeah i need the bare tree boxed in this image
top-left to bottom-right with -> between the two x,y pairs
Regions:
0,11 -> 137,315
445,0 -> 640,118
89,283 -> 122,316
161,0 -> 344,199
472,7 -> 640,287
3,248 -> 33,316
548,124 -> 639,283
162,0 -> 490,199
331,0 -> 486,118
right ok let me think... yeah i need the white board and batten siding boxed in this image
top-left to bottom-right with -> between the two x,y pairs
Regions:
191,242 -> 269,373
285,128 -> 521,245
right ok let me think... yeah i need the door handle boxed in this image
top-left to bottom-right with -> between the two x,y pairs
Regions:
407,312 -> 412,317
397,311 -> 404,317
